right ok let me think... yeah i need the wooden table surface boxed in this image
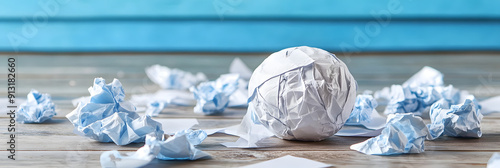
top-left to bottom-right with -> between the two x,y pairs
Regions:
1,53 -> 500,167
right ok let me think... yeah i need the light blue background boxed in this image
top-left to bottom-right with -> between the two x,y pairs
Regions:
1,0 -> 499,52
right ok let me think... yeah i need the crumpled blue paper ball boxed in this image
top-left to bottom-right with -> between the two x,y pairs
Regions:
190,74 -> 239,115
427,96 -> 482,139
67,78 -> 164,145
17,89 -> 56,123
100,129 -> 210,168
346,94 -> 378,124
148,129 -> 209,160
350,113 -> 430,155
384,85 -> 461,116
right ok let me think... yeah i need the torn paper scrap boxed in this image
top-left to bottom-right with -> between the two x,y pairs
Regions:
403,66 -> 444,88
427,96 -> 482,139
228,78 -> 249,107
190,74 -> 239,115
230,57 -> 253,81
480,95 -> 500,115
16,89 -> 56,123
148,130 -> 210,160
248,46 -> 357,141
146,64 -> 207,90
241,155 -> 331,168
488,153 -> 500,168
66,78 -> 164,145
155,119 -> 199,134
228,58 -> 251,107
221,107 -> 274,148
335,125 -> 384,137
337,108 -> 385,137
350,113 -> 430,155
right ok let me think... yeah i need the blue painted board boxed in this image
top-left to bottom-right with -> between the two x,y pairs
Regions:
0,0 -> 499,52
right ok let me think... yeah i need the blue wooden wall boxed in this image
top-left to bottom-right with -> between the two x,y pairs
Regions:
1,0 -> 499,52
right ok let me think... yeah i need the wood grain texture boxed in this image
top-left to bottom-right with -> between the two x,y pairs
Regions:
1,151 -> 497,168
1,55 -> 500,167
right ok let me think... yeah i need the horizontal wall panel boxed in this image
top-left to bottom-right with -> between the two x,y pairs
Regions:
1,0 -> 499,19
1,20 -> 499,52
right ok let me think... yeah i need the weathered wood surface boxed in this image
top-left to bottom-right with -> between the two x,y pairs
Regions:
1,54 -> 500,167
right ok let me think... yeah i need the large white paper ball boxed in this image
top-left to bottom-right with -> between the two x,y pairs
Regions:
248,46 -> 357,141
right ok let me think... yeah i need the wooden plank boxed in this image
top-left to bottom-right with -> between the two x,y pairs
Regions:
2,21 -> 500,52
7,132 -> 500,152
3,54 -> 500,97
3,118 -> 500,151
1,0 -> 499,19
1,150 -> 496,168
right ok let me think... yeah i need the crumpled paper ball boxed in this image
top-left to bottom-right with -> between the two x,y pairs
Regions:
17,89 -> 56,123
427,96 -> 482,139
247,46 -> 357,141
384,85 -> 461,116
100,130 -> 210,168
190,74 -> 239,115
146,64 -> 207,90
67,78 -> 164,145
350,113 -> 430,155
149,129 -> 209,160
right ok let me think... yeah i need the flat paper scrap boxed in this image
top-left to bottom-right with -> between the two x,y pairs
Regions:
488,152 -> 500,168
220,108 -> 274,148
230,57 -> 252,81
67,78 -> 164,145
350,113 -> 430,155
16,89 -> 56,123
241,155 -> 331,168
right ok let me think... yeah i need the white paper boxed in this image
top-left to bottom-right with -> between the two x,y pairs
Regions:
338,107 -> 386,137
241,155 -> 331,168
220,109 -> 274,148
480,95 -> 500,115
488,152 -> 500,168
230,57 -> 253,81
335,126 -> 384,137
403,66 -> 443,88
